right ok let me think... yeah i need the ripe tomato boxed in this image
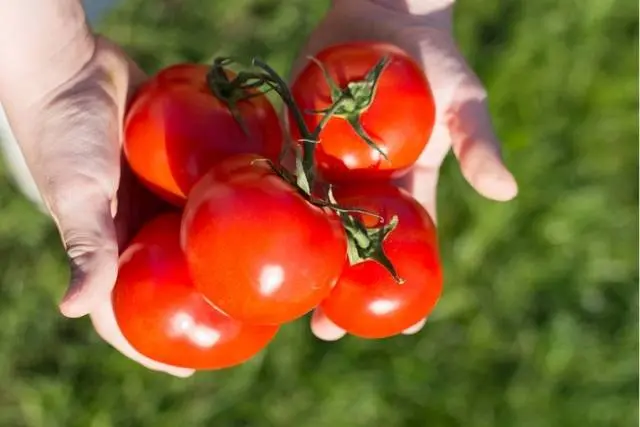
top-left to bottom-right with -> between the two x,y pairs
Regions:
124,63 -> 283,205
112,212 -> 278,369
289,42 -> 435,183
320,184 -> 442,338
181,154 -> 347,325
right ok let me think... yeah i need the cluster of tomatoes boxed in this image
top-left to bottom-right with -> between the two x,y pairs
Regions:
113,42 -> 443,370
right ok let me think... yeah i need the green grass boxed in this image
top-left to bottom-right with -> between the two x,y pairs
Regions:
0,0 -> 638,426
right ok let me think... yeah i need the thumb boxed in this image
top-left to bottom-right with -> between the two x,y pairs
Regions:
49,187 -> 119,318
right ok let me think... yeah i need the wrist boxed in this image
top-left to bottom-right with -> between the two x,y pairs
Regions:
0,1 -> 97,109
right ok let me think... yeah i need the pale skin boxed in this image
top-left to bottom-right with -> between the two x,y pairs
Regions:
0,0 -> 517,377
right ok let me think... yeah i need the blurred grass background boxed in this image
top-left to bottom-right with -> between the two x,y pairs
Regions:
0,0 -> 638,426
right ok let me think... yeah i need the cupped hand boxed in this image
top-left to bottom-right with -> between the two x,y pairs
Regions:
3,36 -> 193,377
292,0 -> 519,340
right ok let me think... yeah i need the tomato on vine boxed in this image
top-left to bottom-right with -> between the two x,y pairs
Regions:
112,213 -> 278,369
124,62 -> 283,205
181,154 -> 348,326
320,184 -> 442,339
289,42 -> 436,183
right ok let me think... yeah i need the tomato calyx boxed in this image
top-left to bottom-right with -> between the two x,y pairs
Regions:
206,57 -> 271,135
306,55 -> 391,161
327,189 -> 404,284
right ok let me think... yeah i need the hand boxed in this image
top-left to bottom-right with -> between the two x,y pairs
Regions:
3,36 -> 193,377
292,0 -> 519,340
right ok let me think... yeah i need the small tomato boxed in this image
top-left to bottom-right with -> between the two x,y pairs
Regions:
290,42 -> 435,183
321,184 -> 442,338
112,212 -> 278,369
181,154 -> 347,325
124,63 -> 283,205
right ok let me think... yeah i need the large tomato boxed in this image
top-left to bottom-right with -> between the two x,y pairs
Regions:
289,42 -> 435,183
320,184 -> 442,338
181,154 -> 347,325
112,212 -> 278,369
124,63 -> 283,205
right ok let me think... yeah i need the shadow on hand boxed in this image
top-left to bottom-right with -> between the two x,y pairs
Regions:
113,154 -> 177,252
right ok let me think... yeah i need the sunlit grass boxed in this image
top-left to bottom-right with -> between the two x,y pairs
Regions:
0,0 -> 637,426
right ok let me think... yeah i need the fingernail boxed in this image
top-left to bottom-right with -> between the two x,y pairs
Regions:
477,170 -> 518,201
168,369 -> 195,378
402,318 -> 427,335
311,311 -> 347,341
59,283 -> 88,318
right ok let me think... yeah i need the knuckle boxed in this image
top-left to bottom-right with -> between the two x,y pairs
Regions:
64,228 -> 115,260
456,73 -> 489,104
45,186 -> 118,260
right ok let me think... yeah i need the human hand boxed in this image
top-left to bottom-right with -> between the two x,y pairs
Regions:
1,36 -> 194,377
292,0 -> 519,340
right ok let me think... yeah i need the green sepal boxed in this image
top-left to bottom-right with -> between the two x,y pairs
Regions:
346,115 -> 388,161
328,184 -> 403,284
206,57 -> 270,137
343,214 -> 404,284
308,55 -> 391,161
293,145 -> 311,196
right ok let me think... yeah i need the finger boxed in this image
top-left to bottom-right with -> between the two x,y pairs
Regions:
394,164 -> 439,223
401,318 -> 427,335
448,77 -> 518,202
310,308 -> 347,341
50,188 -> 120,318
405,120 -> 456,221
90,299 -> 195,378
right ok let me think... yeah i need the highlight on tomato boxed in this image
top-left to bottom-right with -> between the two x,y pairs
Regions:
319,184 -> 443,339
289,41 -> 436,183
112,212 -> 278,370
181,153 -> 348,326
124,61 -> 283,205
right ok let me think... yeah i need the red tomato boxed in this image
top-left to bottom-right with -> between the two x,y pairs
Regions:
112,213 -> 278,369
124,63 -> 283,205
320,184 -> 442,338
289,42 -> 436,183
181,154 -> 347,325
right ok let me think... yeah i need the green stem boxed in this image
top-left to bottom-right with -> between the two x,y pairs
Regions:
298,93 -> 347,178
252,59 -> 318,182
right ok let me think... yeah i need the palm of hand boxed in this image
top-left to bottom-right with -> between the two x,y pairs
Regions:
11,37 -> 195,377
292,0 -> 518,340
80,43 -> 195,377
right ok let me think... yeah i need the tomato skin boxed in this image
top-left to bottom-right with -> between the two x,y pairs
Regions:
181,154 -> 348,325
112,213 -> 278,369
289,42 -> 436,183
124,63 -> 283,205
320,184 -> 442,339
